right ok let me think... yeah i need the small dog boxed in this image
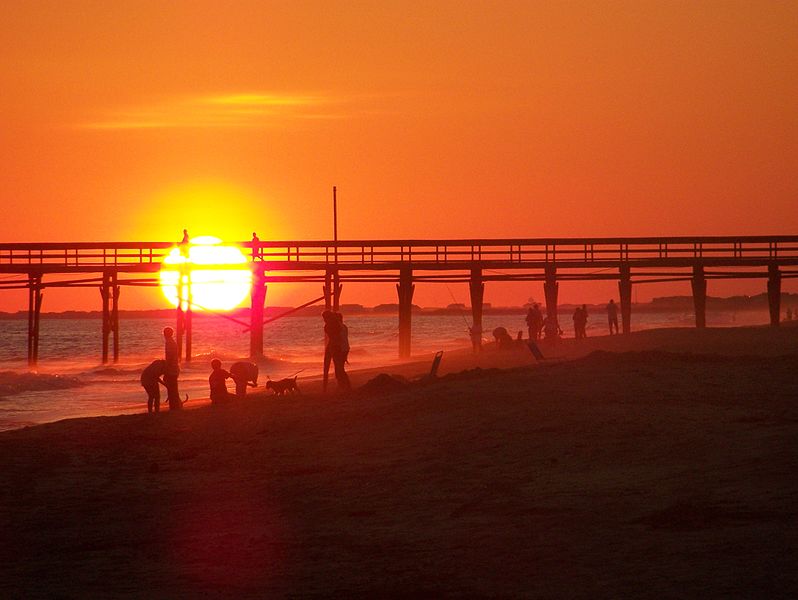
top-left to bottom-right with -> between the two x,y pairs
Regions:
266,376 -> 300,396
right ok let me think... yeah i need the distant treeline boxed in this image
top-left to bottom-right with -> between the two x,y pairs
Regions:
1,292 -> 795,320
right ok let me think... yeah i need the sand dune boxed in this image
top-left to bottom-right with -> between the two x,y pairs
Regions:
1,324 -> 797,597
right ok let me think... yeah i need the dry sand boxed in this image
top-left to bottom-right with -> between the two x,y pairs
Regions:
1,324 -> 797,598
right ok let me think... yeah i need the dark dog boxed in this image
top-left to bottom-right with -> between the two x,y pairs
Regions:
266,376 -> 300,396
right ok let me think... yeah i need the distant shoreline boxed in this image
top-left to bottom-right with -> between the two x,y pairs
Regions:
0,292 -> 793,320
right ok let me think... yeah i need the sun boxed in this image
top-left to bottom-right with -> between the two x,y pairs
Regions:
159,236 -> 252,311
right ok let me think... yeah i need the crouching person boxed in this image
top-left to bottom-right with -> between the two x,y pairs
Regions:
209,359 -> 232,405
141,359 -> 167,413
230,361 -> 258,397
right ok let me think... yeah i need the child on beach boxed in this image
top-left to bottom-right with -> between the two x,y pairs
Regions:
230,361 -> 258,397
140,359 -> 167,413
209,359 -> 232,404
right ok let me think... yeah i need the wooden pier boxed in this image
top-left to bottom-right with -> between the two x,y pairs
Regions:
1,236 -> 797,365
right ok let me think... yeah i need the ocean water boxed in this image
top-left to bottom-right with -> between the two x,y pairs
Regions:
0,309 -> 770,431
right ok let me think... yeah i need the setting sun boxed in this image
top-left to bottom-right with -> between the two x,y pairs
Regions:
159,235 -> 252,311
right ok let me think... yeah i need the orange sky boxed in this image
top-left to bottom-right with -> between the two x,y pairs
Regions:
1,1 -> 797,311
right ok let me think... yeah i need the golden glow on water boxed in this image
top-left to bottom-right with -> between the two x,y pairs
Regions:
159,236 -> 252,311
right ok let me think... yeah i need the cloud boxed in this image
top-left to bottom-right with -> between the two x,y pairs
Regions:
81,92 -> 343,129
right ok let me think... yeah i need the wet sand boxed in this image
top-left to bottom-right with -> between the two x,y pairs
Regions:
1,324 -> 797,597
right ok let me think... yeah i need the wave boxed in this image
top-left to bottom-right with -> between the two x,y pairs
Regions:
0,371 -> 86,398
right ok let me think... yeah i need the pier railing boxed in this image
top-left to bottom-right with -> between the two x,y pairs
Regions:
1,236 -> 797,271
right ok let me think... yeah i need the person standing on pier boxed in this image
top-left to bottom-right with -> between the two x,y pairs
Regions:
163,326 -> 181,410
251,232 -> 260,260
608,299 -> 619,335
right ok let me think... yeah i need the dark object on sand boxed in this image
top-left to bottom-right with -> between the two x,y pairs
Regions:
266,376 -> 300,396
360,373 -> 409,393
527,340 -> 545,360
230,361 -> 259,397
492,327 -> 515,350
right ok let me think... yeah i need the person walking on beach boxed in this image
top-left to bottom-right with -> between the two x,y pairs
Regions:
230,360 -> 258,397
608,299 -> 619,334
337,312 -> 350,364
209,359 -> 232,404
163,326 -> 181,410
322,310 -> 351,391
140,359 -> 167,413
526,303 -> 543,340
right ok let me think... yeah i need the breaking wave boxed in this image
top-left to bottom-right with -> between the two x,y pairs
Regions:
0,371 -> 86,398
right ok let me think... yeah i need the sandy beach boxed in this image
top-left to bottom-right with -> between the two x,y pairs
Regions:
1,324 -> 797,598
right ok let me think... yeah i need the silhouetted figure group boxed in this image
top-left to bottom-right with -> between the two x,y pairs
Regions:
323,310 -> 350,392
573,304 -> 588,339
208,359 -> 259,405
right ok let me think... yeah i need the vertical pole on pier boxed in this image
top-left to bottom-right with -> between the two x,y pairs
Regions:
100,272 -> 111,364
27,274 -> 43,367
691,265 -> 707,329
396,267 -> 414,358
184,271 -> 193,362
469,268 -> 484,352
323,270 -> 333,310
250,266 -> 267,359
176,266 -> 185,361
767,263 -> 781,327
544,265 -> 558,327
111,272 -> 120,363
618,265 -> 632,334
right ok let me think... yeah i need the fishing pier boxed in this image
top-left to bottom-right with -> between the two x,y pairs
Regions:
1,236 -> 797,366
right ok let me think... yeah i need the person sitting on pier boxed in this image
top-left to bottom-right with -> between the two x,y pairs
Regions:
323,310 -> 351,391
209,359 -> 232,404
140,359 -> 167,414
230,361 -> 259,397
163,327 -> 181,410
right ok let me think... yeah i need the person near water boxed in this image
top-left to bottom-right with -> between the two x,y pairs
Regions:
163,326 -> 181,410
209,359 -> 232,404
607,299 -> 620,334
230,361 -> 259,397
337,312 -> 350,364
140,359 -> 167,413
526,303 -> 544,340
322,310 -> 351,391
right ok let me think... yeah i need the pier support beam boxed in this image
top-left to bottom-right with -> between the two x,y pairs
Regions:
469,268 -> 484,352
27,274 -> 43,367
250,267 -> 267,359
767,264 -> 781,327
100,272 -> 120,363
691,265 -> 707,329
618,265 -> 632,334
323,269 -> 342,312
184,271 -> 192,362
396,267 -> 414,358
544,265 -> 558,325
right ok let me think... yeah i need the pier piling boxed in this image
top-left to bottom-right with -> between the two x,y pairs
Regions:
544,265 -> 558,324
469,268 -> 484,352
691,265 -> 707,329
619,265 -> 632,334
250,267 -> 267,359
767,264 -> 781,327
397,267 -> 414,358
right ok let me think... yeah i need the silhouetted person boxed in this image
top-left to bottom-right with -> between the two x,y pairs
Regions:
608,299 -> 619,334
337,312 -> 350,364
526,303 -> 544,340
492,326 -> 514,350
230,361 -> 258,397
141,359 -> 167,413
572,306 -> 588,339
323,310 -> 351,391
209,359 -> 232,404
179,229 -> 190,258
163,326 -> 181,410
251,232 -> 260,259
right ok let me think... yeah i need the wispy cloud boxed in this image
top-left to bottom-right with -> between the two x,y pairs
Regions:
81,92 -> 344,130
